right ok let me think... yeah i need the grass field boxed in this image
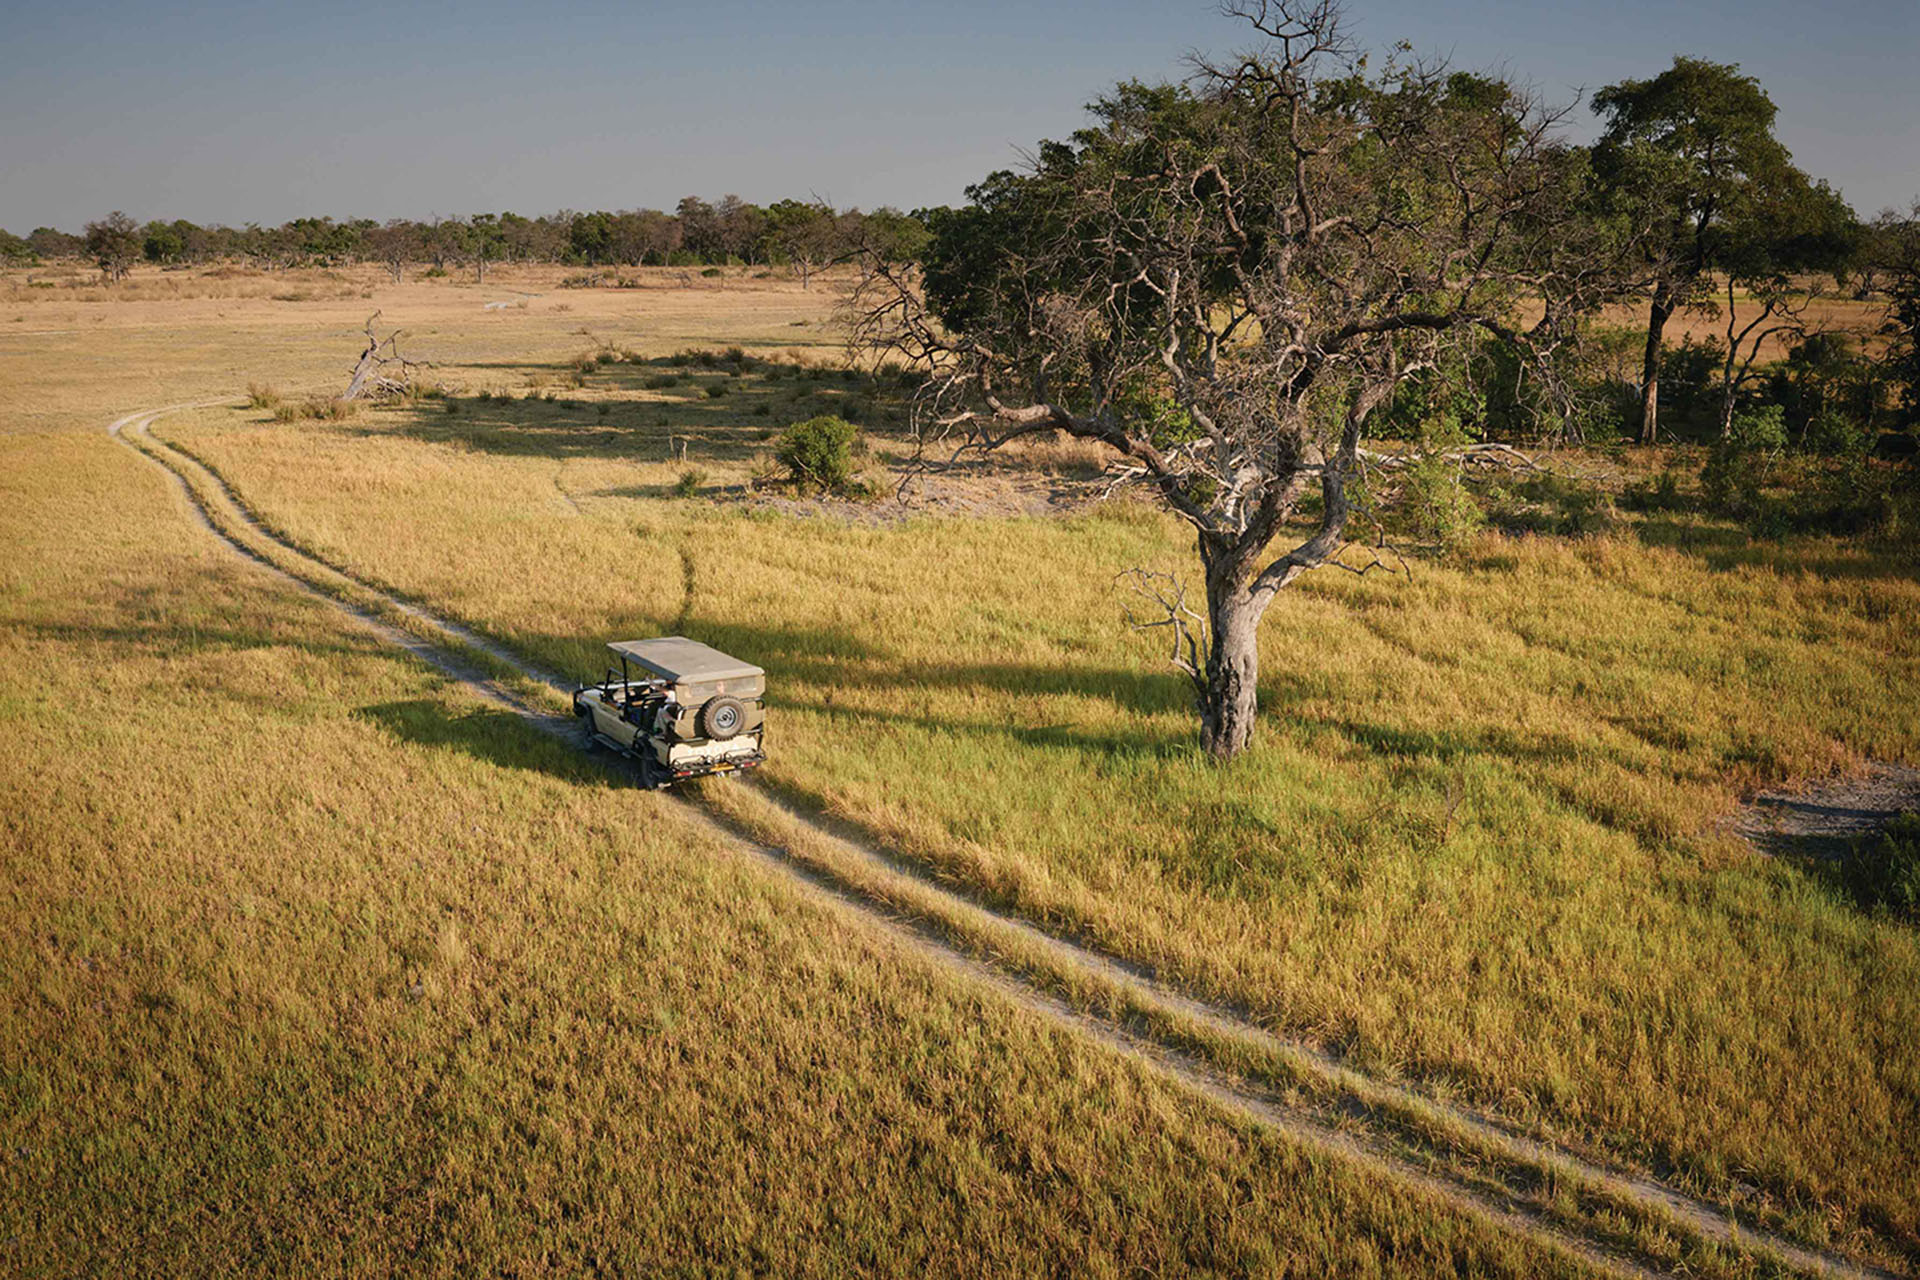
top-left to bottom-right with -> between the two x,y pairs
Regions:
3,262 -> 1914,1274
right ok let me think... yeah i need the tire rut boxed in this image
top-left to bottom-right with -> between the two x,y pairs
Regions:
111,402 -> 1899,1280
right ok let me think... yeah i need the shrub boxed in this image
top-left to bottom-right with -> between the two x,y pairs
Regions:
477,389 -> 494,402
597,403 -> 611,417
246,382 -> 281,410
1402,453 -> 1484,551
1394,415 -> 1483,552
704,383 -> 728,399
444,400 -> 460,415
1850,813 -> 1920,921
1657,336 -> 1728,438
643,374 -> 681,390
298,397 -> 357,422
1806,410 -> 1868,459
700,266 -> 723,278
673,467 -> 707,497
775,415 -> 860,493
271,403 -> 299,423
1701,405 -> 1787,515
1622,467 -> 1688,514
422,266 -> 448,279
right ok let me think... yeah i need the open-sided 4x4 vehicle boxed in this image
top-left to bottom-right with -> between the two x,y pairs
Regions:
572,637 -> 766,788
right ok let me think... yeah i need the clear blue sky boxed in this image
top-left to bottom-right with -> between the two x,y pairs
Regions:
2,0 -> 1915,233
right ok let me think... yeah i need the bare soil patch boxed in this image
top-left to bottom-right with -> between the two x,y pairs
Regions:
1731,762 -> 1920,859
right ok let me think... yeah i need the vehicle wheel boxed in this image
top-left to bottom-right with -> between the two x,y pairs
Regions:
699,695 -> 745,741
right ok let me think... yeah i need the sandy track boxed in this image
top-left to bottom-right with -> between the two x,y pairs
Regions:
109,402 -> 1899,1280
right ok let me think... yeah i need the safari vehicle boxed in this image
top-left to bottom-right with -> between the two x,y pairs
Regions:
572,637 -> 766,788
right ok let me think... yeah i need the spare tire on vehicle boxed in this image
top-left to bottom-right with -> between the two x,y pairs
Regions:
699,695 -> 746,741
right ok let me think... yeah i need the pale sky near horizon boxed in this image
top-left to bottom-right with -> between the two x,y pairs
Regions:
2,0 -> 1916,233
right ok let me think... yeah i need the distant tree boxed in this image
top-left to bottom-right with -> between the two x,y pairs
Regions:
766,198 -> 842,288
364,220 -> 420,283
84,211 -> 142,282
856,206 -> 932,263
1851,208 -> 1909,301
498,211 -> 562,262
418,218 -> 462,271
715,194 -> 765,264
1880,203 -> 1920,430
1705,177 -> 1856,436
27,227 -> 83,258
634,208 -> 683,265
851,2 -> 1608,759
677,196 -> 721,261
1593,56 -> 1845,443
606,211 -> 650,266
0,229 -> 32,262
569,211 -> 614,264
142,219 -> 186,264
465,213 -> 506,282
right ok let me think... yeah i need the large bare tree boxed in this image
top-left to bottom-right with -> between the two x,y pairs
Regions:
850,0 -> 1613,759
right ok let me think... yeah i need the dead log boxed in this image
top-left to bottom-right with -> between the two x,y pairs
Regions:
343,311 -> 429,400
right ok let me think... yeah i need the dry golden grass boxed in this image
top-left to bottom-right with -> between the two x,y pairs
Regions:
0,308 -> 1596,1278
3,261 -> 1915,1271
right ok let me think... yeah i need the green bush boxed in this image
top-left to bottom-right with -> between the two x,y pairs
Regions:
704,383 -> 728,399
1806,410 -> 1868,458
1397,415 -> 1482,552
1622,468 -> 1688,513
673,467 -> 707,497
775,415 -> 861,493
1700,405 -> 1786,515
1850,813 -> 1920,921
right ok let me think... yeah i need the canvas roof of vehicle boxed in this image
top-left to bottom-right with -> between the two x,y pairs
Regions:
607,636 -> 764,684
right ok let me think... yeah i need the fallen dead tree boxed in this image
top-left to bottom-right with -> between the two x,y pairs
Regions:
342,312 -> 429,401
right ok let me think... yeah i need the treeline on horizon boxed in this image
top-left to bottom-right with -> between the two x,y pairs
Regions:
0,196 -> 929,282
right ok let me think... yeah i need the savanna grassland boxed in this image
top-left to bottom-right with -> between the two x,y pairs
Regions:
3,261 -> 1914,1275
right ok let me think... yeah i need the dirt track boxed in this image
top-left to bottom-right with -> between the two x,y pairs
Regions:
110,401 -> 1901,1280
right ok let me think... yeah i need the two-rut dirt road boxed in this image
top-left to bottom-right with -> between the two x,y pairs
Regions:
108,401 -> 1901,1280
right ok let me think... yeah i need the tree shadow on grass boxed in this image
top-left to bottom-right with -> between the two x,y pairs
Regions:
1631,515 -> 1920,583
357,352 -> 916,464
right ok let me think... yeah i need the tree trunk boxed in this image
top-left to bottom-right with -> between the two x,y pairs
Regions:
1716,372 -> 1739,440
1198,582 -> 1263,760
1639,290 -> 1673,445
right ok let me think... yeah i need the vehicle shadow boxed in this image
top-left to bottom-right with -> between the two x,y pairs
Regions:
356,698 -> 617,786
